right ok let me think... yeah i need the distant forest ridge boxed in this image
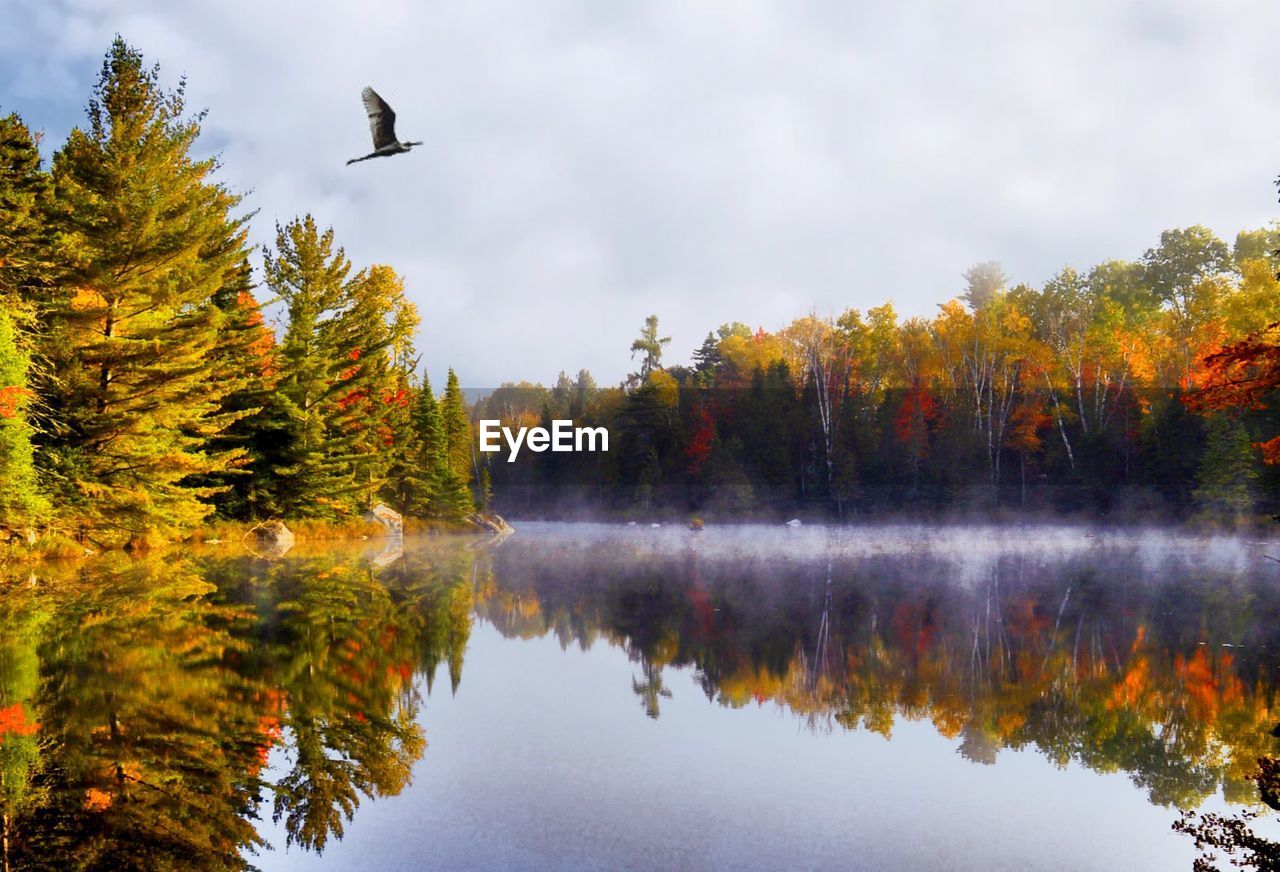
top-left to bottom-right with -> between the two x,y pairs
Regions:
475,241 -> 1280,520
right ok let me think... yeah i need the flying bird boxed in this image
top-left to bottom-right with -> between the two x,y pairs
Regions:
347,86 -> 423,165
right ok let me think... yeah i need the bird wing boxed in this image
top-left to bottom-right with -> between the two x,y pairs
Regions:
361,86 -> 398,149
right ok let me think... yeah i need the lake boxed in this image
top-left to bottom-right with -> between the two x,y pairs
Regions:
2,522 -> 1279,870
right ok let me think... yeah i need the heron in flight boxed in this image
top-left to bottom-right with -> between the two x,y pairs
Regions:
347,86 -> 423,165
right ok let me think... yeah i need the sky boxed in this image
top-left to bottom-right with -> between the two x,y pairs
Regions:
3,0 -> 1280,387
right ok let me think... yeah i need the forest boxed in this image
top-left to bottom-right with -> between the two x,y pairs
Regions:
3,37 -> 1280,553
0,40 -> 478,550
480,235 -> 1280,523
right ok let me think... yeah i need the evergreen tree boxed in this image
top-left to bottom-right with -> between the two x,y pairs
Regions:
961,261 -> 1007,311
0,303 -> 48,530
262,216 -> 367,518
376,284 -> 424,515
629,314 -> 670,380
0,112 -> 52,304
441,368 -> 472,484
0,111 -> 51,534
1194,415 -> 1259,521
379,372 -> 422,515
435,464 -> 475,520
41,39 -> 250,543
408,376 -> 443,517
196,259 -> 279,519
692,331 -> 723,382
411,374 -> 471,520
337,265 -> 418,509
572,369 -> 598,417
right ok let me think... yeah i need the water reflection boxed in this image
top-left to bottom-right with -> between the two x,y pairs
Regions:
481,529 -> 1280,812
0,526 -> 1277,869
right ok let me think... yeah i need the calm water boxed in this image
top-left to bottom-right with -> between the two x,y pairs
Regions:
2,522 -> 1279,871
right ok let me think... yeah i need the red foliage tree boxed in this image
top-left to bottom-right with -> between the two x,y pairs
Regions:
1186,321 -> 1280,464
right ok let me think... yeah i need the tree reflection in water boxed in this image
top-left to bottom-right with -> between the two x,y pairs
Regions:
0,528 -> 1276,869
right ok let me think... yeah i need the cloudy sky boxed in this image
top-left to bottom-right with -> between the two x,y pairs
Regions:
3,0 -> 1279,387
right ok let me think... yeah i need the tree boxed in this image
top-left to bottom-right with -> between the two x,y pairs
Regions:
691,332 -> 723,383
379,368 -> 422,515
408,377 -> 442,516
1142,226 -> 1231,389
1186,321 -> 1280,466
261,216 -> 378,518
332,265 -> 420,509
961,261 -> 1007,312
1143,226 -> 1231,304
440,369 -> 472,490
41,38 -> 251,543
194,260 -> 279,519
629,314 -> 670,381
1233,226 -> 1274,269
0,112 -> 52,305
0,304 -> 48,531
412,374 -> 471,521
1005,397 -> 1050,505
1193,415 -> 1258,521
782,314 -> 853,512
0,114 -> 52,532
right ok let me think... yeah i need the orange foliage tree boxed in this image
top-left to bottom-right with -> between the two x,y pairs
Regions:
1186,321 -> 1280,464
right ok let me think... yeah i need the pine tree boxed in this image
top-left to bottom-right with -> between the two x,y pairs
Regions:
200,259 -> 279,519
381,372 -> 423,515
372,277 -> 423,515
435,459 -> 475,521
441,368 -> 473,484
1194,415 -> 1259,521
411,375 -> 471,521
0,302 -> 48,531
262,216 -> 365,518
0,112 -> 52,304
0,111 -> 52,532
41,39 -> 250,543
408,376 -> 443,517
336,265 -> 418,510
692,331 -> 723,383
629,314 -> 670,381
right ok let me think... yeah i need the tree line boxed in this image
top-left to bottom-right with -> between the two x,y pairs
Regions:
0,39 -> 480,548
481,230 -> 1280,521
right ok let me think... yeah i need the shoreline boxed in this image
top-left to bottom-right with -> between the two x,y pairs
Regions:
0,513 -> 510,566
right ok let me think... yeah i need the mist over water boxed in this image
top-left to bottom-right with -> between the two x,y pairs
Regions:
497,520 -> 1273,577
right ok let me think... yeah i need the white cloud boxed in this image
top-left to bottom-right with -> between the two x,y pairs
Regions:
3,0 -> 1279,386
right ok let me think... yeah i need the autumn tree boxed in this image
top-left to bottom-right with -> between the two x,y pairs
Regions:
261,216 -> 385,517
1186,321 -> 1280,466
332,265 -> 420,509
1142,226 -> 1231,388
191,259 -> 279,519
40,39 -> 251,543
0,304 -> 48,531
